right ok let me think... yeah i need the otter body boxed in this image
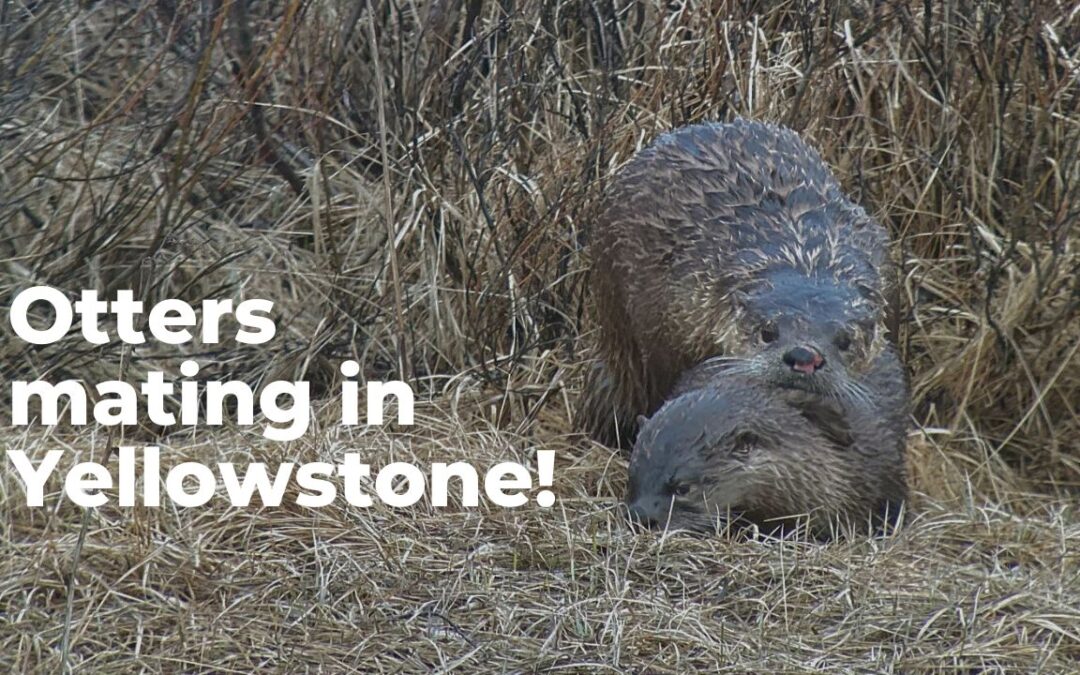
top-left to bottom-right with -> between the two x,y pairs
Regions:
626,366 -> 907,537
583,119 -> 905,446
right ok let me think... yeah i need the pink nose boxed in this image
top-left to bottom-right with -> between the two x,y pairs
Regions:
783,346 -> 825,374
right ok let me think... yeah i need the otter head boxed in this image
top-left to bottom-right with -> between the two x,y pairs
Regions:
625,381 -> 854,534
729,268 -> 886,408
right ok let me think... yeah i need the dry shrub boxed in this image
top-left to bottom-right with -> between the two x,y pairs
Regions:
3,1 -> 1076,479
1,1 -> 1078,671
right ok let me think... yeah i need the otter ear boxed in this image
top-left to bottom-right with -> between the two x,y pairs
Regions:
636,414 -> 648,429
784,391 -> 855,450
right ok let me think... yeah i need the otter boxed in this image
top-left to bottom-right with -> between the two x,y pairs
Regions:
625,365 -> 908,537
582,119 -> 905,447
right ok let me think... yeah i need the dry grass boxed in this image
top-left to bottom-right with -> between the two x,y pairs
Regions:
1,1 -> 1079,672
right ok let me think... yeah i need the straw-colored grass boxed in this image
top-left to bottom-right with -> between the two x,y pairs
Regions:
1,1 -> 1078,671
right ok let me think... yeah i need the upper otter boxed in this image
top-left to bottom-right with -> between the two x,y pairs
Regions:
626,365 -> 908,537
582,119 -> 903,446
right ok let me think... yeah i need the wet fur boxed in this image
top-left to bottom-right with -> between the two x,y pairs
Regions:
626,368 -> 908,538
581,119 -> 904,446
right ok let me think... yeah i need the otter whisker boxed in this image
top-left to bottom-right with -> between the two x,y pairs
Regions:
838,378 -> 874,409
694,357 -> 751,376
699,355 -> 751,366
674,358 -> 756,394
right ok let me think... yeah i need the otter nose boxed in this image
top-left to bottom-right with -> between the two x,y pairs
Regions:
783,346 -> 825,374
626,499 -> 661,529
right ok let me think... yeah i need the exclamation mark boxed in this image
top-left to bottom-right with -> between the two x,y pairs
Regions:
535,450 -> 555,507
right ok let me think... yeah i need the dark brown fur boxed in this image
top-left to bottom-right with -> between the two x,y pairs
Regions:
582,119 -> 905,446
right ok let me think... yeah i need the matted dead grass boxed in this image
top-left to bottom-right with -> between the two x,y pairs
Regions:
1,1 -> 1079,672
2,416 -> 1079,672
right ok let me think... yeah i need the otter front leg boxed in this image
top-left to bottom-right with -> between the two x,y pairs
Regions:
579,357 -> 641,449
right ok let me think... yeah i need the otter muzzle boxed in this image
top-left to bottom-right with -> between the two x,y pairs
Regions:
626,498 -> 667,529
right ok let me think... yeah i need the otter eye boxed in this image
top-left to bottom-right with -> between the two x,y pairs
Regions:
834,332 -> 852,352
732,432 -> 757,455
760,323 -> 779,344
666,479 -> 690,497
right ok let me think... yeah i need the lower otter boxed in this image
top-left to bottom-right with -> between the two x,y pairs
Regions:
625,364 -> 908,537
582,119 -> 905,446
